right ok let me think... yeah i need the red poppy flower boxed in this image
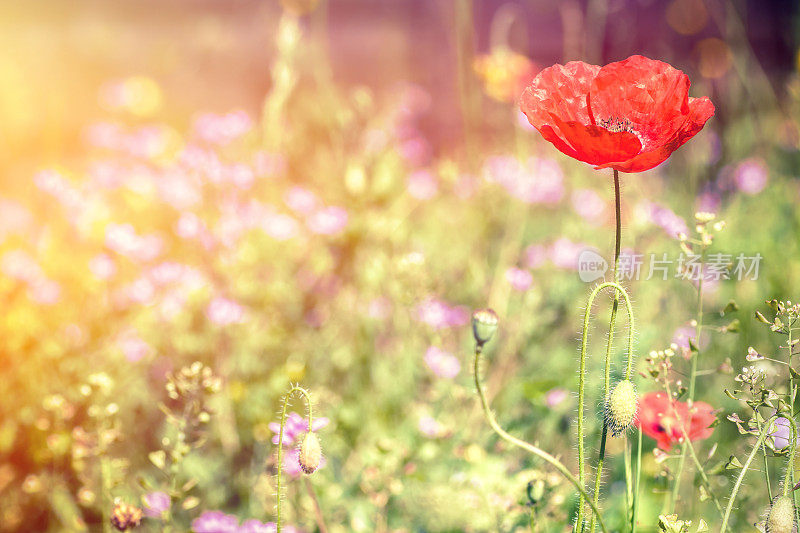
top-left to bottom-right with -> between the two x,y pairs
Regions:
519,55 -> 714,173
636,391 -> 716,451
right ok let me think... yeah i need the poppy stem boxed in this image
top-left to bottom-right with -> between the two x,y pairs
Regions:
275,385 -> 314,533
586,168 -> 623,533
632,426 -> 642,533
613,169 -> 621,268
472,345 -> 610,533
577,282 -> 634,532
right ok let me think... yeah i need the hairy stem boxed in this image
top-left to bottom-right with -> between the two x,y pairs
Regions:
473,347 -> 609,533
632,426 -> 642,533
276,386 -> 314,533
577,281 -> 635,530
587,168 -> 623,533
721,416 -> 797,532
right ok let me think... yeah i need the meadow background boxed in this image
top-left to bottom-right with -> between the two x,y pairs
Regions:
1,0 -> 799,531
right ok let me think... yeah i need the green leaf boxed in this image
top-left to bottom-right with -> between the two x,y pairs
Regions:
182,496 -> 200,510
722,300 -> 739,314
149,450 -> 166,470
136,476 -> 153,490
722,318 -> 740,333
688,338 -> 699,352
755,310 -> 771,324
725,455 -> 743,470
182,478 -> 198,492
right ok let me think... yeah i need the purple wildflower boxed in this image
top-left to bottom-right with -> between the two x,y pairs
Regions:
143,491 -> 170,518
424,346 -> 461,379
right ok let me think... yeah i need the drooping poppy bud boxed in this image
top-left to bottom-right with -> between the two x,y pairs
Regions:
298,432 -> 322,475
605,380 -> 638,437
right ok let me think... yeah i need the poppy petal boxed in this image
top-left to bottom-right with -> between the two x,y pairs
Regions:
589,55 -> 691,152
596,96 -> 715,172
547,115 -> 642,166
519,61 -> 600,148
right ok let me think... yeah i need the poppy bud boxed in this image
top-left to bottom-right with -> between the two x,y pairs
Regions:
298,432 -> 322,475
110,500 -> 143,531
766,495 -> 795,533
604,380 -> 638,437
472,309 -> 498,347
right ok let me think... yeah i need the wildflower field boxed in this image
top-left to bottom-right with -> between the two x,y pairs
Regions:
3,0 -> 800,531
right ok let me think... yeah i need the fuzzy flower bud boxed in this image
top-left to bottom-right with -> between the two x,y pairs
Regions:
298,432 -> 322,475
472,308 -> 498,347
110,500 -> 143,531
605,380 -> 638,437
766,495 -> 796,533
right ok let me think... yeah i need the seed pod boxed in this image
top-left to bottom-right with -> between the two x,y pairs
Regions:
766,495 -> 796,533
604,380 -> 638,437
472,309 -> 498,347
110,501 -> 143,531
298,432 -> 322,475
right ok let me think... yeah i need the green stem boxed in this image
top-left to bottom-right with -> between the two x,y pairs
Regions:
100,456 -> 112,533
624,436 -> 633,530
304,477 -> 329,533
632,426 -> 642,533
587,168 -> 622,533
788,324 -> 799,525
276,386 -> 314,533
721,416 -> 798,532
683,430 -> 725,519
755,408 -> 773,501
473,347 -> 609,533
670,247 -> 706,512
577,281 -> 635,530
663,381 -> 725,519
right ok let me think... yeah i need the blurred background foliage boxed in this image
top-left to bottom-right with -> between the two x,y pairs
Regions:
0,0 -> 799,531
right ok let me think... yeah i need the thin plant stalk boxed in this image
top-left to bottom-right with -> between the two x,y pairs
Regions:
576,281 -> 635,531
304,477 -> 329,533
275,386 -> 314,533
788,324 -> 799,526
662,382 -> 725,519
472,346 -> 610,533
623,437 -> 633,529
632,426 -> 642,533
670,247 -> 706,512
587,168 -> 623,533
721,416 -> 798,532
754,408 -> 773,501
100,456 -> 112,533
